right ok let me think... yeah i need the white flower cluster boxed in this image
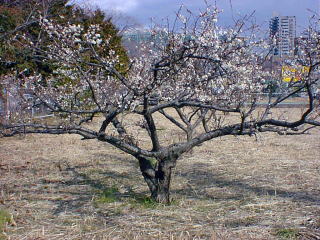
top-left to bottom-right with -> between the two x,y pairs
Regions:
83,24 -> 103,45
123,6 -> 267,107
40,17 -> 112,50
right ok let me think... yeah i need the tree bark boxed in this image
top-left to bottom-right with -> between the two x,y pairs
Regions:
154,161 -> 173,203
136,156 -> 157,197
137,156 -> 175,204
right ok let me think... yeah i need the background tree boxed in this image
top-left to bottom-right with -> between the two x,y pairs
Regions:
0,0 -> 70,75
1,4 -> 319,203
0,0 -> 128,74
0,0 -> 128,119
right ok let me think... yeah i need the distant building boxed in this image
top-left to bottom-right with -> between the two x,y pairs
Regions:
269,15 -> 296,57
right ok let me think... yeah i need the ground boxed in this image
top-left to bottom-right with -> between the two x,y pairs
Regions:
0,108 -> 320,239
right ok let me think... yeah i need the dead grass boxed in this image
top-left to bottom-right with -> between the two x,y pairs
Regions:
0,108 -> 319,239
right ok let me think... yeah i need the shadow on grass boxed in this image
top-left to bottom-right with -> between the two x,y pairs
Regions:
8,153 -> 143,216
52,160 -> 320,216
16,153 -> 319,217
175,162 -> 320,205
49,159 -> 155,215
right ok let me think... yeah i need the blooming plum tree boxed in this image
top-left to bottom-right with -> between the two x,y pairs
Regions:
1,4 -> 320,203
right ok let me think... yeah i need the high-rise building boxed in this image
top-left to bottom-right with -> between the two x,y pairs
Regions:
269,15 -> 296,57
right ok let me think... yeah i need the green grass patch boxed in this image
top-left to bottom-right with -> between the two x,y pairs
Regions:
130,195 -> 158,209
95,186 -> 119,204
275,228 -> 299,239
0,208 -> 12,240
0,209 -> 11,231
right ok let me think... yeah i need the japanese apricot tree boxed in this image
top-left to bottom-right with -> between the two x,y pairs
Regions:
1,4 -> 319,203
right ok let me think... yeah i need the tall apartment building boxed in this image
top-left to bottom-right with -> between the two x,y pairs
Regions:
269,15 -> 296,57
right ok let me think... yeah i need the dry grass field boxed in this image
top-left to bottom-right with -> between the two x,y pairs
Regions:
0,108 -> 320,239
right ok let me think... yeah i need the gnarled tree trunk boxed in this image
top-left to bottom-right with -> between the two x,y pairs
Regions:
153,161 -> 173,203
137,156 -> 176,204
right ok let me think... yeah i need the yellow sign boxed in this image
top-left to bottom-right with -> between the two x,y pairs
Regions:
282,65 -> 310,82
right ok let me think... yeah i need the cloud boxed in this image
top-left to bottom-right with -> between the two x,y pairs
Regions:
82,0 -> 139,12
75,0 -> 318,29
75,0 -> 139,13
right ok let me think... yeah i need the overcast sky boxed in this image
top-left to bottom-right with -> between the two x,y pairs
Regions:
75,0 -> 319,32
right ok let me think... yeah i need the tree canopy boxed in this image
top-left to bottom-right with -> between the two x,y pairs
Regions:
1,4 -> 319,203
